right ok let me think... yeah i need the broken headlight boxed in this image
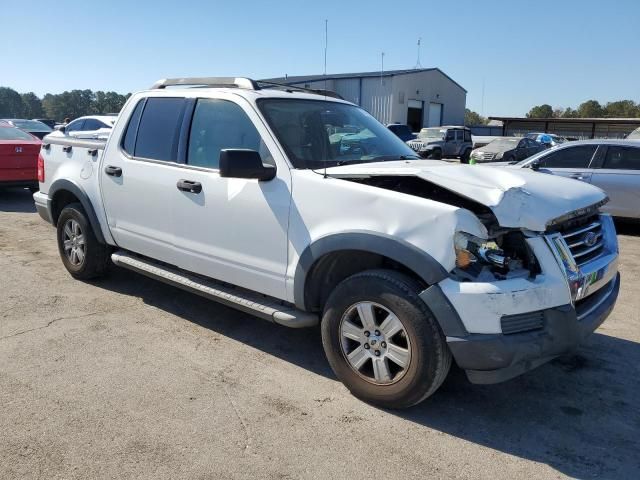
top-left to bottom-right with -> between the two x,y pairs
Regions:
453,231 -> 536,281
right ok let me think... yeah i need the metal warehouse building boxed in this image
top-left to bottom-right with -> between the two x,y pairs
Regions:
262,68 -> 467,132
489,117 -> 640,139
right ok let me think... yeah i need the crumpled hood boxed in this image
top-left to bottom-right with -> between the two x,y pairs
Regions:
325,160 -> 607,232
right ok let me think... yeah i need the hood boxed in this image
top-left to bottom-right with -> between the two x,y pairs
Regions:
325,160 -> 607,232
409,137 -> 442,145
475,142 -> 517,154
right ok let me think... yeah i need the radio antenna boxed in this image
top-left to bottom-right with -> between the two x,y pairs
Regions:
415,38 -> 422,69
380,52 -> 385,86
323,19 -> 329,178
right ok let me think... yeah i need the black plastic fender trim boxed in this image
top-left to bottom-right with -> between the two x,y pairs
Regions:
49,179 -> 106,244
293,231 -> 449,311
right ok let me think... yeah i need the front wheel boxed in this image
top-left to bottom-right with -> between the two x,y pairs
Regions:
427,149 -> 442,160
460,149 -> 471,164
321,270 -> 452,409
56,202 -> 110,280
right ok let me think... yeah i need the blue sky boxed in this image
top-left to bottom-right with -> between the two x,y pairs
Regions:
2,0 -> 638,116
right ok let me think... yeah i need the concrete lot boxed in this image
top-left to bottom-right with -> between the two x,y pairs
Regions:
1,188 -> 638,480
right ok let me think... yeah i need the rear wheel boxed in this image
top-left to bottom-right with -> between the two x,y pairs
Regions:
56,203 -> 110,279
321,269 -> 452,409
460,149 -> 471,164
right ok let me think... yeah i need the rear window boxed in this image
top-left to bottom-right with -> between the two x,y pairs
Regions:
10,119 -> 52,132
602,146 -> 640,170
0,127 -> 34,141
133,98 -> 185,161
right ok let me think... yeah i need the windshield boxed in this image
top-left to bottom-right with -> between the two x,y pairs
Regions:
258,99 -> 419,169
487,138 -> 520,148
417,128 -> 445,140
10,119 -> 52,132
0,127 -> 35,141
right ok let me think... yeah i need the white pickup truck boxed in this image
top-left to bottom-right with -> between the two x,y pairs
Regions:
34,77 -> 620,408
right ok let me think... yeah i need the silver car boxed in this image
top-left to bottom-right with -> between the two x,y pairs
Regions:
512,139 -> 640,219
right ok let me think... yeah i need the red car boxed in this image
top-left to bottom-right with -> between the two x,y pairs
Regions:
0,124 -> 42,191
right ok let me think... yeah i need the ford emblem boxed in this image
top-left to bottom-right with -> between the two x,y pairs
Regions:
582,231 -> 598,247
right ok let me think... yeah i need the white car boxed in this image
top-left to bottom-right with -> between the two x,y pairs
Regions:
33,77 -> 619,408
51,115 -> 117,140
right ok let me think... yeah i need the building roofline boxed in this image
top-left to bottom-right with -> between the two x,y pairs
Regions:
490,116 -> 640,124
261,67 -> 467,93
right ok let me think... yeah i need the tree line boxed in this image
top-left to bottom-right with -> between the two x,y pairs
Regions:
0,86 -> 131,122
465,99 -> 640,125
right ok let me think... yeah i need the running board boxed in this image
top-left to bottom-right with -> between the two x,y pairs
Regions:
111,250 -> 318,328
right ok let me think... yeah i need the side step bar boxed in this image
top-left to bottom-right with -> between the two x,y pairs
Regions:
111,251 -> 318,328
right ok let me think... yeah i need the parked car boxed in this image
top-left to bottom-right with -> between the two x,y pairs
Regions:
470,137 -> 545,163
510,139 -> 640,219
1,119 -> 53,139
50,115 -> 117,140
34,77 -> 619,408
526,132 -> 567,147
626,127 -> 640,140
406,126 -> 473,162
0,124 -> 41,191
32,118 -> 56,129
386,123 -> 416,142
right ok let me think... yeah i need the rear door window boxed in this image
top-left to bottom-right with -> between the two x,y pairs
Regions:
602,146 -> 640,170
134,97 -> 185,162
538,145 -> 597,168
82,119 -> 102,131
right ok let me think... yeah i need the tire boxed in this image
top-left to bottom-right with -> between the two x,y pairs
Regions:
427,149 -> 442,160
321,269 -> 452,409
460,149 -> 471,164
56,202 -> 110,280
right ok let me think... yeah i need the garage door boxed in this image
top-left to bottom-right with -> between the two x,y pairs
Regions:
428,103 -> 442,127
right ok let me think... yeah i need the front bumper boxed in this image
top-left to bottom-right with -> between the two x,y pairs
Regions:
445,273 -> 619,384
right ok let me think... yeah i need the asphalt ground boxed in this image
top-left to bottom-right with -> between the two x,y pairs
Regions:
1,187 -> 638,479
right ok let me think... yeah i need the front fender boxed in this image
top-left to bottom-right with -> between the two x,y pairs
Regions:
293,231 -> 449,310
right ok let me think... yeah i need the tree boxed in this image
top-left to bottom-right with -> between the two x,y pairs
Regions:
20,92 -> 44,118
0,87 -> 25,117
94,91 -> 128,114
603,100 -> 639,118
561,107 -> 578,118
464,109 -> 487,125
526,104 -> 553,118
576,100 -> 603,118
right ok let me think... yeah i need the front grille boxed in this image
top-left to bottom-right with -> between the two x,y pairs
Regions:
556,215 -> 605,267
501,311 -> 545,334
480,152 -> 495,161
408,142 -> 424,151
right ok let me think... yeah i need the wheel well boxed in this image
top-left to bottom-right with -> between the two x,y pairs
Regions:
51,190 -> 81,225
303,250 -> 427,312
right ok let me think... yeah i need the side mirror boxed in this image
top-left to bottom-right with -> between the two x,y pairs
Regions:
530,161 -> 540,171
59,126 -> 66,134
219,149 -> 276,181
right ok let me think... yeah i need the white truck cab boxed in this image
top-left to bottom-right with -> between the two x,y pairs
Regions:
33,77 -> 620,408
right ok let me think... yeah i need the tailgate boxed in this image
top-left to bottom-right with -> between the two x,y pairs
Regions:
0,142 -> 40,181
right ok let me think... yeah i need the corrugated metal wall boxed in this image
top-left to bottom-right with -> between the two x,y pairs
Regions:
360,78 -> 393,124
334,78 -> 360,104
504,120 -> 640,139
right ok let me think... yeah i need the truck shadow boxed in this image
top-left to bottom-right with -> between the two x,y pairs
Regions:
0,188 -> 36,213
614,218 -> 640,237
96,267 -> 640,479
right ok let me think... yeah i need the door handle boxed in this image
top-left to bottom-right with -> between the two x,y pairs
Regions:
104,165 -> 122,177
570,173 -> 585,180
177,179 -> 202,194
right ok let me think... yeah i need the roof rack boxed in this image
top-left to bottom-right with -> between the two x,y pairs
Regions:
150,77 -> 259,90
149,77 -> 344,99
